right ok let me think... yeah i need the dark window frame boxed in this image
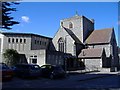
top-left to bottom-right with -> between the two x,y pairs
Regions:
20,39 -> 22,43
8,38 -> 11,43
24,39 -> 26,43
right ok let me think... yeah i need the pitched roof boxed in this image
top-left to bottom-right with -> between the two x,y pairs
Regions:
85,28 -> 113,44
78,48 -> 103,59
63,27 -> 83,44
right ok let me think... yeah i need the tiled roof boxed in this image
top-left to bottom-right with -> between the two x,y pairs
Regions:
85,28 -> 113,44
0,32 -> 52,39
63,27 -> 83,44
78,48 -> 103,58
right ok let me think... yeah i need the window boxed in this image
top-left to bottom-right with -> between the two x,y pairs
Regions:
30,56 -> 33,57
16,39 -> 18,43
12,38 -> 14,43
69,22 -> 73,28
34,55 -> 37,57
24,39 -> 26,43
8,38 -> 11,43
37,40 -> 39,44
73,45 -> 76,56
61,22 -> 63,26
58,38 -> 64,52
40,41 -> 41,45
20,39 -> 22,43
35,40 -> 36,44
32,59 -> 37,64
44,42 -> 46,46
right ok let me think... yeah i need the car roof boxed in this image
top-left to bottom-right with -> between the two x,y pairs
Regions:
15,64 -> 39,66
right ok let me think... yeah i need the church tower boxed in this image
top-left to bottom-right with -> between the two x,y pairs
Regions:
60,13 -> 94,43
52,13 -> 94,56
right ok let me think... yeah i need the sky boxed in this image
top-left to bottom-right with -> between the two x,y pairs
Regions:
4,2 -> 119,46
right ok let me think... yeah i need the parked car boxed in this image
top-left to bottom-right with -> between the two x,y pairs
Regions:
0,63 -> 14,81
14,64 -> 41,78
41,64 -> 66,79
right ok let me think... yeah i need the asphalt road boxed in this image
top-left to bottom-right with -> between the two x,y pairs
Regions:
1,73 -> 120,89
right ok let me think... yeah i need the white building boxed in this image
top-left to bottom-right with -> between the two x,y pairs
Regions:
0,32 -> 71,66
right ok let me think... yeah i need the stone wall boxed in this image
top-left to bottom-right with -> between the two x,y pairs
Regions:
83,58 -> 102,71
46,50 -> 65,65
52,27 -> 76,56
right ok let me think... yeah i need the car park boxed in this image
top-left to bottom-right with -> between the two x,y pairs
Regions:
14,64 -> 41,78
0,63 -> 14,81
41,64 -> 66,79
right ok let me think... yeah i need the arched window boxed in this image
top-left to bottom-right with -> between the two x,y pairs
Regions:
61,22 -> 63,26
69,22 -> 73,28
58,38 -> 64,52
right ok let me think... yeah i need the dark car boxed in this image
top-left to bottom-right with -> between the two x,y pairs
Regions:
14,64 -> 41,78
0,63 -> 13,81
41,64 -> 66,79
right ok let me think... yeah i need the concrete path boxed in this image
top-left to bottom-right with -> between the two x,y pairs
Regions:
67,70 -> 119,82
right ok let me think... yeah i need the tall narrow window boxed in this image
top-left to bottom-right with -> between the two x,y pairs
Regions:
20,39 -> 22,43
35,40 -> 36,44
12,38 -> 14,43
8,38 -> 11,43
73,44 -> 76,56
69,22 -> 73,28
40,41 -> 41,45
58,38 -> 64,52
16,38 -> 18,43
37,40 -> 39,44
24,39 -> 26,43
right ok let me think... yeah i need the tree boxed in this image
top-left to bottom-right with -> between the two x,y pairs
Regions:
1,2 -> 19,30
3,49 -> 20,66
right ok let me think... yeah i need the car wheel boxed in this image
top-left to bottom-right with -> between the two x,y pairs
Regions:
50,74 -> 54,79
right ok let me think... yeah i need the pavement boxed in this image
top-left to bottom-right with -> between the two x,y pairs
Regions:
67,70 -> 120,82
67,69 -> 119,74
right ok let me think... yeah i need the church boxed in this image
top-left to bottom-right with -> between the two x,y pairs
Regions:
0,14 -> 119,72
52,14 -> 119,72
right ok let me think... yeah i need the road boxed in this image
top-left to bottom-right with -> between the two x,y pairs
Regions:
1,73 -> 120,89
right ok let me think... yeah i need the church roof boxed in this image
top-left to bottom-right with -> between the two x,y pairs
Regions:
63,27 -> 83,44
85,28 -> 113,44
78,48 -> 104,59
